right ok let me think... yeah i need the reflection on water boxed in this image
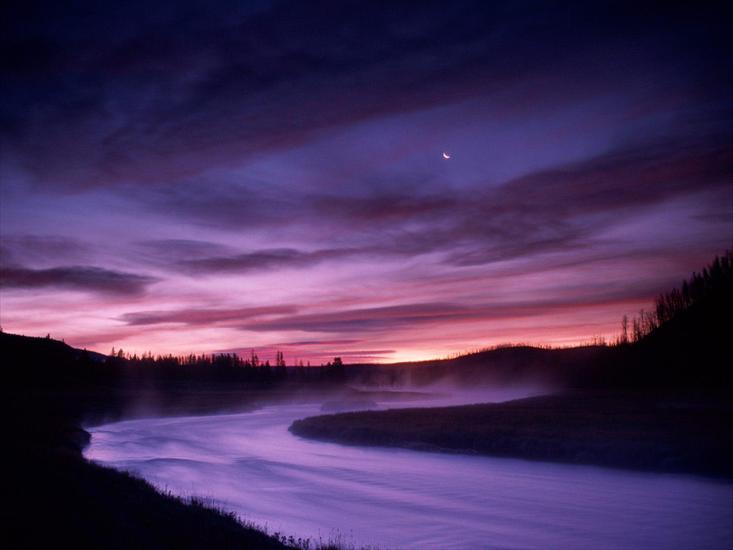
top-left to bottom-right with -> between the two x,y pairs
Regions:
86,398 -> 733,549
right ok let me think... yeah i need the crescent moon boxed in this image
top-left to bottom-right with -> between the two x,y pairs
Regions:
442,152 -> 451,159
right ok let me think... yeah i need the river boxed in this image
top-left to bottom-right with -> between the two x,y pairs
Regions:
85,397 -> 733,549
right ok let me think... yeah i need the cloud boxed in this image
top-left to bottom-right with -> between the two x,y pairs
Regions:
1,1 -> 731,358
242,281 -> 673,334
121,305 -> 298,326
278,339 -> 361,347
174,245 -> 411,275
127,133 -> 731,279
0,265 -> 157,295
178,248 -> 358,274
384,136 -> 733,267
241,302 -> 471,333
0,234 -> 92,266
135,239 -> 236,260
311,192 -> 456,224
3,1 -> 729,190
438,136 -> 733,266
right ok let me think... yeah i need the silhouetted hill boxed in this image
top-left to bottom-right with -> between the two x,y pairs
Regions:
622,259 -> 732,387
347,345 -> 610,388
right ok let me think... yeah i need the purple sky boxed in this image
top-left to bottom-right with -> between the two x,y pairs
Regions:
1,1 -> 731,363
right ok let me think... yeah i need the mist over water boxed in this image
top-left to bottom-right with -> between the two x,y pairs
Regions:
86,391 -> 733,549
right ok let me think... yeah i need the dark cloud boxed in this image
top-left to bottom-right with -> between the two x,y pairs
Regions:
2,0 -> 731,355
278,339 -> 361,347
135,239 -> 236,260
0,234 -> 92,266
168,135 -> 732,274
133,239 -> 240,270
125,132 -> 731,279
243,302 -> 473,333
312,191 -> 456,224
179,248 -> 355,274
2,1 -> 729,189
242,281 -> 677,334
0,265 -> 157,295
121,305 -> 298,326
368,136 -> 731,267
176,245 -> 410,275
438,136 -> 733,266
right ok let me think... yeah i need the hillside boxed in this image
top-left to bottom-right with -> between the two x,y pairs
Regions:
347,345 -> 608,388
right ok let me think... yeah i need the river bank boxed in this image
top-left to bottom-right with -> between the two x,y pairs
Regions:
87,401 -> 733,550
290,390 -> 733,478
5,385 -> 327,550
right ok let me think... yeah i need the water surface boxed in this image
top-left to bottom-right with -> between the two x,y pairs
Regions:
86,401 -> 733,549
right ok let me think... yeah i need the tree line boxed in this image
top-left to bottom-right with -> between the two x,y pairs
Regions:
619,251 -> 732,344
102,347 -> 345,384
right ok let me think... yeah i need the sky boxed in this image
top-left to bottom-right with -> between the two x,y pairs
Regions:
1,0 -> 731,363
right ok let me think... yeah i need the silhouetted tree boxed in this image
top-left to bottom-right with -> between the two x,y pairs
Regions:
620,315 -> 629,344
619,251 -> 732,344
275,351 -> 287,378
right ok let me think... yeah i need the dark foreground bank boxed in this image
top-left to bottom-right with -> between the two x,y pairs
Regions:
290,391 -> 733,478
4,402 -> 311,550
2,333 -> 339,549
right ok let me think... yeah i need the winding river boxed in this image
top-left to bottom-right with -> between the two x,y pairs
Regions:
85,397 -> 733,549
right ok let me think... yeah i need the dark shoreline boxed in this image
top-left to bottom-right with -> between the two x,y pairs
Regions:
6,384 -> 348,550
290,391 -> 733,479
